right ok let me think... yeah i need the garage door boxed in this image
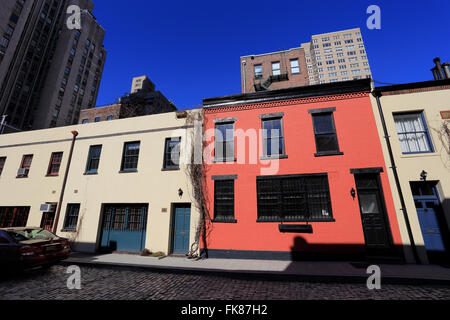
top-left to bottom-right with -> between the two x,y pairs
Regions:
100,204 -> 148,253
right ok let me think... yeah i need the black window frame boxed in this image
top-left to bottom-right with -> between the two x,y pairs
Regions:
260,114 -> 287,160
309,108 -> 343,157
85,145 -> 102,174
214,119 -> 236,163
256,173 -> 334,223
63,204 -> 80,231
212,176 -> 237,223
163,137 -> 181,170
120,141 -> 140,172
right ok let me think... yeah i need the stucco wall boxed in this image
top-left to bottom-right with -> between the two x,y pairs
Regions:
370,89 -> 450,263
0,110 -> 201,255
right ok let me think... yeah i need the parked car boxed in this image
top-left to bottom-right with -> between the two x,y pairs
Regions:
0,227 -> 70,271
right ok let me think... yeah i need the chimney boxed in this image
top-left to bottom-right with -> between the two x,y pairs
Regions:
432,57 -> 445,80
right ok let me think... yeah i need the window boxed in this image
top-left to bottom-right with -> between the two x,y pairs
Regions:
47,152 -> 63,176
272,62 -> 281,76
18,155 -> 33,177
213,179 -> 235,222
256,174 -> 333,222
85,145 -> 102,174
63,204 -> 80,231
121,142 -> 140,171
163,137 -> 181,170
310,110 -> 342,156
254,64 -> 262,79
214,121 -> 234,162
82,119 -> 88,124
261,116 -> 285,158
106,115 -> 113,121
0,157 -> 5,176
94,117 -> 100,122
290,59 -> 300,74
393,112 -> 433,154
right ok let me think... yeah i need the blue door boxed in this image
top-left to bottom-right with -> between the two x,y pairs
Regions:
415,199 -> 445,252
411,182 -> 447,254
172,205 -> 191,254
100,204 -> 148,253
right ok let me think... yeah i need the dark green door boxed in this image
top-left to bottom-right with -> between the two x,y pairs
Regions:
172,204 -> 191,254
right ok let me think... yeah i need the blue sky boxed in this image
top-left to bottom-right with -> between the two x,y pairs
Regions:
93,0 -> 450,110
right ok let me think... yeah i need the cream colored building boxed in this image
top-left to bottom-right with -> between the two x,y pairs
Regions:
371,79 -> 450,264
0,110 -> 201,255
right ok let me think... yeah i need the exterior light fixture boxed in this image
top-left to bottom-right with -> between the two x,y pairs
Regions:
350,188 -> 356,200
178,188 -> 183,198
420,170 -> 428,181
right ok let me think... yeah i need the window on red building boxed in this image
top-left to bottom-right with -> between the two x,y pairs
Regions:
256,174 -> 333,222
309,108 -> 343,156
214,121 -> 235,162
213,177 -> 236,223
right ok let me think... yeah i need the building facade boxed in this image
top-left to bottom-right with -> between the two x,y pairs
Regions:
202,79 -> 403,261
0,110 -> 201,255
240,28 -> 372,93
371,79 -> 450,264
79,75 -> 177,124
0,0 -> 106,132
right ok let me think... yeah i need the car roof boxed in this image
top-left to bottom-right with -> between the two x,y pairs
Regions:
0,227 -> 43,232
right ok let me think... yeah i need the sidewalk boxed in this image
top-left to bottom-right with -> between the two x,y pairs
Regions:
63,252 -> 450,285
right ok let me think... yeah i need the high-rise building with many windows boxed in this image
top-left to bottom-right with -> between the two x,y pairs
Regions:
0,0 -> 106,133
240,28 -> 372,93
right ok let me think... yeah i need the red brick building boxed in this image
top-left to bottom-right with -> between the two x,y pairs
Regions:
202,79 -> 403,261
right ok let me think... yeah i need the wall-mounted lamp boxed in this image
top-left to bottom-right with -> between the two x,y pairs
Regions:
178,188 -> 183,198
420,170 -> 428,181
350,188 -> 356,200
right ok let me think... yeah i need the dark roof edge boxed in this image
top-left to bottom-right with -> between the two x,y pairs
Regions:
203,79 -> 372,108
373,78 -> 450,95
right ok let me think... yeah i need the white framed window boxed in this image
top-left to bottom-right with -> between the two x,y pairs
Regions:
272,62 -> 281,76
290,59 -> 300,74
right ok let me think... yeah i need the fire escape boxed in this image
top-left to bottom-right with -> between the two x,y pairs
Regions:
254,73 -> 289,92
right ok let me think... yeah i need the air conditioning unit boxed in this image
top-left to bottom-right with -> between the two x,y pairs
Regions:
17,168 -> 27,176
40,204 -> 56,212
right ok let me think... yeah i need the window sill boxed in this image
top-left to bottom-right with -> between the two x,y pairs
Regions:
211,217 -> 237,223
257,217 -> 335,223
16,175 -> 29,179
314,151 -> 344,157
45,174 -> 59,177
84,171 -> 98,175
260,154 -> 288,160
60,229 -> 77,233
213,158 -> 236,163
162,167 -> 180,171
119,170 -> 138,173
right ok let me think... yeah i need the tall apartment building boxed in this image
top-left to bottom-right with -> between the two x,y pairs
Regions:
240,28 -> 372,93
0,0 -> 106,133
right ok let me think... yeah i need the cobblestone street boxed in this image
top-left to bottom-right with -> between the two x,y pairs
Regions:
1,264 -> 450,300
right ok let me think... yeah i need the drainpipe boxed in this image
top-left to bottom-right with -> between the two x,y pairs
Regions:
242,60 -> 247,93
52,130 -> 78,234
372,91 -> 421,264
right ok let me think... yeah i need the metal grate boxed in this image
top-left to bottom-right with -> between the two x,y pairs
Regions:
214,180 -> 235,220
257,174 -> 332,222
0,207 -> 30,227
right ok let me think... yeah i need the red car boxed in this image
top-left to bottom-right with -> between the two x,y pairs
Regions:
0,227 -> 70,271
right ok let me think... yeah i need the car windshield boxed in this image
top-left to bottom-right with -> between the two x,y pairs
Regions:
8,229 -> 57,242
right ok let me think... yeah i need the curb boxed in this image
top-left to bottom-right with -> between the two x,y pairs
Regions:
59,259 -> 450,286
